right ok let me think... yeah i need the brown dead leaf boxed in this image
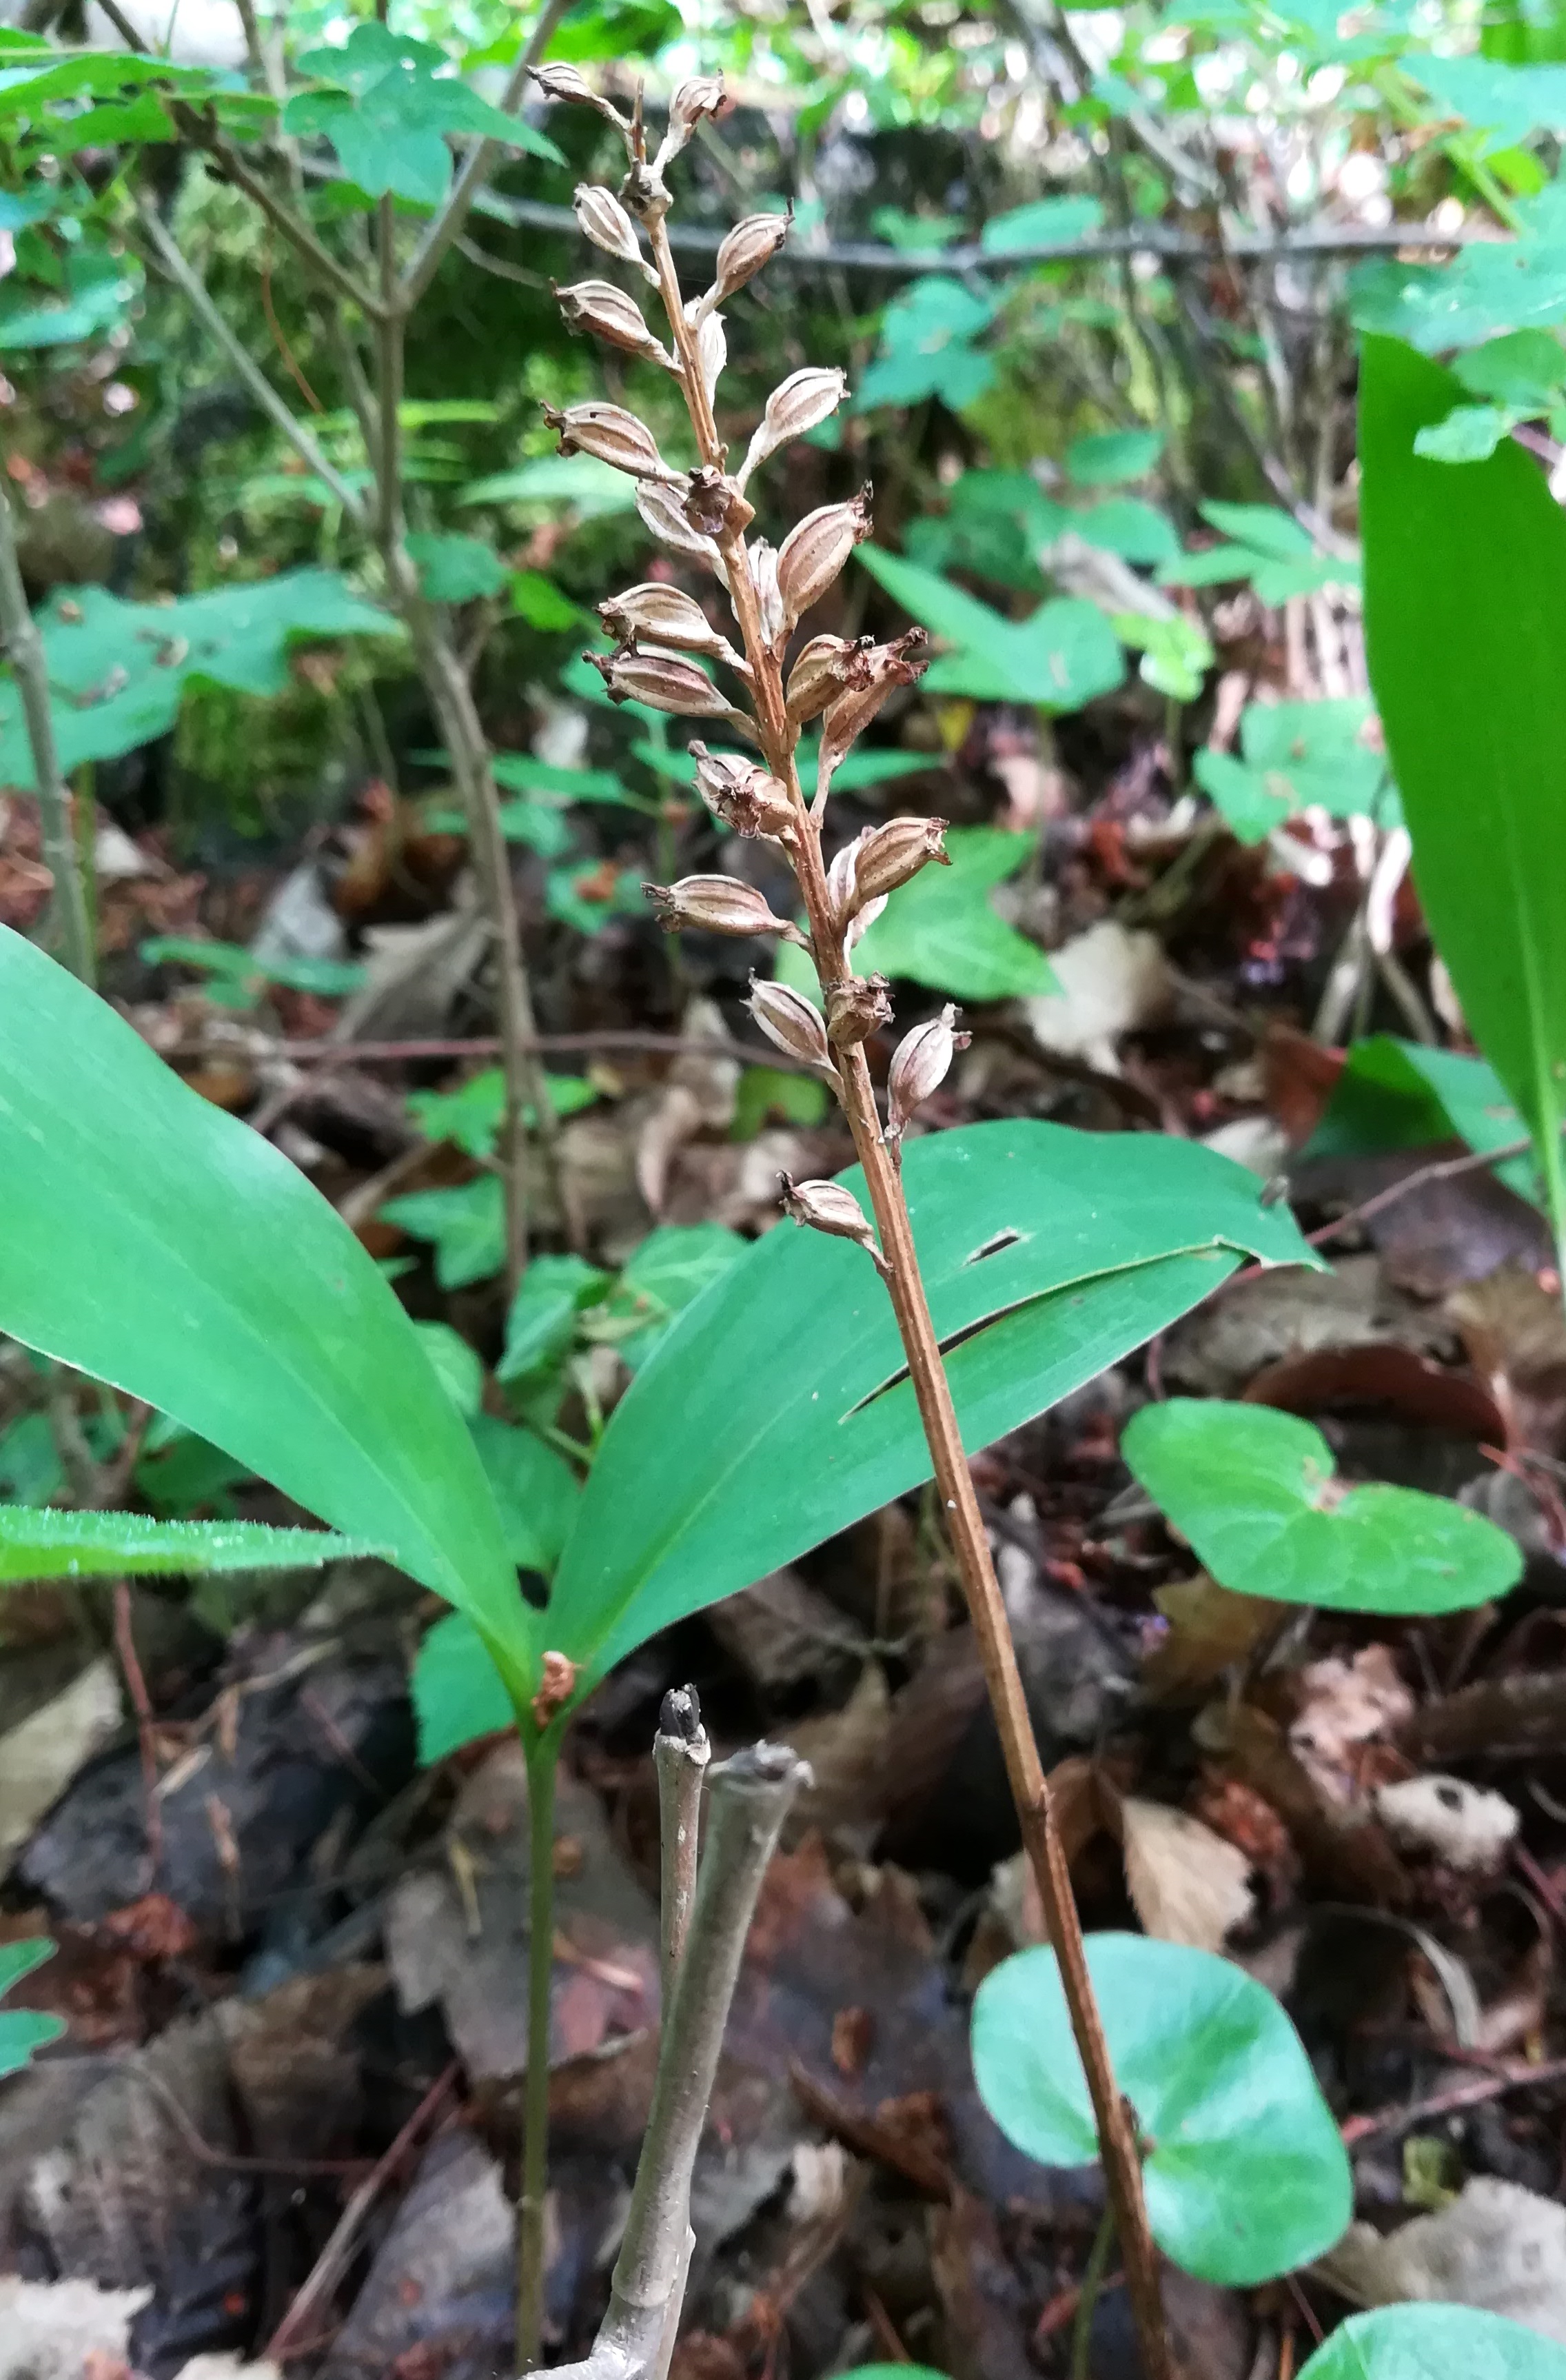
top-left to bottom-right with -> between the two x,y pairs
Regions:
785,1662 -> 894,1837
1448,1262 -> 1566,1453
928,2186 -> 1034,2380
1143,1573 -> 1282,1701
1121,1797 -> 1256,1952
1289,1645 -> 1415,1806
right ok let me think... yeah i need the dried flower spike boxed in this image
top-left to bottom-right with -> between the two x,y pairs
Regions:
588,644 -> 754,729
598,585 -> 742,663
776,488 -> 872,628
529,62 -> 630,138
817,630 -> 930,806
887,1004 -> 970,1149
646,876 -> 797,938
779,1173 -> 891,1278
786,634 -> 865,725
542,402 -> 677,482
846,814 -> 950,911
572,185 -> 653,279
740,368 -> 848,487
689,743 -> 796,840
554,279 -> 673,369
697,212 -> 790,319
747,975 -> 835,1074
824,972 -> 893,1049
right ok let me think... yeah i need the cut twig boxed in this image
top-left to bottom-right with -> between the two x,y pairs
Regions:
0,484 -> 93,981
654,1684 -> 710,2014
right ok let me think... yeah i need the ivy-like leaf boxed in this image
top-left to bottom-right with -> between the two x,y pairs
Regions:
285,23 -> 562,206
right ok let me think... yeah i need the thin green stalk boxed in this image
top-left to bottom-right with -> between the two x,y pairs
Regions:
518,1728 -> 560,2372
0,487 -> 94,982
1072,2204 -> 1117,2380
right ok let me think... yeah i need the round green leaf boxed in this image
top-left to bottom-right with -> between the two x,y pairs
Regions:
1300,2306 -> 1566,2380
1121,1399 -> 1522,1615
970,1934 -> 1352,2286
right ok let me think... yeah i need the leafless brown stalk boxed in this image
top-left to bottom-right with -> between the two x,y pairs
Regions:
534,68 -> 1173,2380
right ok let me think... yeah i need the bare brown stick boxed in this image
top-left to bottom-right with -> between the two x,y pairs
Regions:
1340,2053 -> 1566,2146
631,189 -> 1174,2380
0,483 -> 93,982
1307,1132 -> 1536,1248
654,1684 -> 710,2014
265,2059 -> 460,2361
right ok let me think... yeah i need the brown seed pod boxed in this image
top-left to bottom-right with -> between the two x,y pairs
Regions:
542,401 -> 676,481
776,487 -> 872,627
530,61 -> 624,123
886,1003 -> 970,1147
786,634 -> 868,725
747,976 -> 835,1073
588,644 -> 752,726
598,584 -> 738,661
689,743 -> 796,839
824,971 -> 893,1049
740,367 -> 848,485
645,876 -> 796,937
571,184 -> 649,276
554,279 -> 673,369
851,814 -> 950,906
748,540 -> 786,649
817,629 -> 929,799
778,1172 -> 890,1277
704,211 -> 791,312
683,465 -> 753,541
635,479 -> 720,569
658,72 -> 725,161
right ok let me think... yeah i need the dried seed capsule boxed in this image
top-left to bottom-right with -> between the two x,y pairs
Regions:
696,309 -> 726,407
588,643 -> 751,725
598,583 -> 734,658
646,876 -> 797,938
660,72 -> 725,159
554,279 -> 673,369
531,61 -> 616,112
690,743 -> 797,840
541,401 -> 675,481
851,814 -> 950,906
748,976 -> 835,1073
817,628 -> 929,798
572,183 -> 647,273
636,479 -> 720,569
778,1173 -> 890,1278
740,367 -> 848,486
786,634 -> 864,725
825,829 -> 868,929
683,465 -> 753,541
886,1003 -> 970,1147
824,971 -> 893,1049
776,487 -> 872,627
707,212 -> 791,310
749,540 -> 786,649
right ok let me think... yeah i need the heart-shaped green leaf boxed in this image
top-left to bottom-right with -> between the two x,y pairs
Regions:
545,1123 -> 1315,1696
0,929 -> 527,1693
1122,1399 -> 1523,1615
971,1934 -> 1352,2287
0,1507 -> 380,1582
851,827 -> 1059,1000
0,1939 -> 65,2077
1299,2306 -> 1566,2380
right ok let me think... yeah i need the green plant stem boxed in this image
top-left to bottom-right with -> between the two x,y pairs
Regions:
0,487 -> 94,984
1072,2206 -> 1117,2380
517,1728 -> 560,2372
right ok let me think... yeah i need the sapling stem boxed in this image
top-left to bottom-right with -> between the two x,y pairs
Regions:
1072,2205 -> 1117,2380
518,1729 -> 561,2371
654,1684 -> 710,2009
0,487 -> 93,984
535,73 -> 1174,2380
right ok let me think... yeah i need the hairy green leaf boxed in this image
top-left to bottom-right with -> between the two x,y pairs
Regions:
0,1506 -> 379,1582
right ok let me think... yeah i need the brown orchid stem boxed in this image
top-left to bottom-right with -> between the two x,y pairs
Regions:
644,207 -> 1175,2380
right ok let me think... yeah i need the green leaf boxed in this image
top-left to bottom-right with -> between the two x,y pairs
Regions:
851,825 -> 1058,1000
471,1412 -> 580,1573
0,928 -> 525,1689
460,454 -> 638,514
510,570 -> 582,630
412,1322 -> 483,1416
1407,54 -> 1566,154
1199,500 -> 1314,558
971,1934 -> 1352,2286
0,1938 -> 64,2079
1298,2305 -> 1566,2380
412,1609 -> 516,1761
597,1222 -> 746,1370
1454,326 -> 1566,409
1121,1398 -> 1523,1615
0,572 -> 397,787
0,241 -> 141,350
407,1067 -> 596,1160
1194,698 -> 1390,840
1065,427 -> 1165,486
1414,403 -> 1517,462
1360,334 -> 1566,1264
380,1178 -> 503,1289
406,532 -> 508,602
858,548 -> 1123,710
1305,1035 -> 1534,1201
1075,496 -> 1181,567
1113,611 -> 1214,702
285,22 -> 562,205
0,1505 -> 378,1582
545,1121 -> 1318,1695
498,1253 -> 613,1382
733,1065 -> 829,1140
980,195 -> 1104,254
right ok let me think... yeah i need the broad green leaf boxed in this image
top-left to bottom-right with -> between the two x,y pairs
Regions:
141,937 -> 367,1000
413,1609 -> 516,1761
1350,182 -> 1566,352
545,1122 -> 1317,1695
471,1413 -> 580,1574
971,1934 -> 1352,2286
406,532 -> 508,602
596,1223 -> 746,1369
498,1254 -> 613,1382
1454,326 -> 1566,409
1299,2305 -> 1566,2380
1065,427 -> 1164,486
1074,496 -> 1181,567
1360,335 -> 1566,1264
1122,1399 -> 1523,1615
380,1178 -> 503,1289
1113,612 -> 1214,703
0,1506 -> 378,1582
285,22 -> 562,204
413,1322 -> 483,1415
1414,403 -> 1517,463
0,929 -> 526,1690
981,195 -> 1104,254
460,454 -> 638,514
1305,1036 -> 1535,1202
0,1939 -> 64,2079
1199,500 -> 1314,559
0,572 -> 397,788
407,1067 -> 596,1160
511,570 -> 582,630
856,274 -> 1000,410
859,547 -> 1123,709
733,1066 -> 829,1140
0,242 -> 141,350
1407,54 -> 1566,153
1194,698 -> 1391,843
851,826 -> 1058,1000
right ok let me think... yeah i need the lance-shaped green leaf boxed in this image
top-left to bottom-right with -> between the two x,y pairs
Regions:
1300,2306 -> 1566,2380
1123,1399 -> 1523,1615
0,1506 -> 382,1583
545,1122 -> 1316,1695
0,1939 -> 65,2079
972,1934 -> 1352,2287
1361,334 -> 1566,1269
0,929 -> 529,1692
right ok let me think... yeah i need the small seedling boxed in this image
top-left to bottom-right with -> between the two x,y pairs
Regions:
972,1933 -> 1352,2288
0,1939 -> 65,2078
1122,1398 -> 1523,1615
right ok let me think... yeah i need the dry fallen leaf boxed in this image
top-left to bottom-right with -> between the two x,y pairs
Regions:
1318,2177 -> 1566,2344
1121,1797 -> 1256,1953
1024,920 -> 1172,1074
1289,1645 -> 1414,1808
